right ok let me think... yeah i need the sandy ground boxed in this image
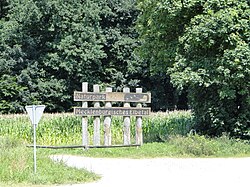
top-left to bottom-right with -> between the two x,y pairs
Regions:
51,155 -> 250,187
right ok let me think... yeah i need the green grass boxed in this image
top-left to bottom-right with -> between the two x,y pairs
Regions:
54,134 -> 250,158
2,134 -> 248,187
0,136 -> 100,186
1,111 -> 250,186
1,111 -> 192,186
1,135 -> 250,187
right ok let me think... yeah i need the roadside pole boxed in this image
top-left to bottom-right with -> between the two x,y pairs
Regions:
32,105 -> 37,173
25,105 -> 45,174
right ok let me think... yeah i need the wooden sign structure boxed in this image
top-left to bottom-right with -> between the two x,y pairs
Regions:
74,82 -> 151,147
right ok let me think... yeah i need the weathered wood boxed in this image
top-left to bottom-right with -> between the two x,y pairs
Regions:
123,87 -> 131,145
74,107 -> 151,116
74,82 -> 151,148
136,88 -> 143,145
82,82 -> 88,148
93,85 -> 100,146
74,91 -> 151,103
104,87 -> 112,146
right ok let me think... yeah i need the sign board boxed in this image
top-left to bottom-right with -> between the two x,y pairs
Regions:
25,105 -> 46,125
74,107 -> 151,116
74,82 -> 151,147
74,91 -> 151,103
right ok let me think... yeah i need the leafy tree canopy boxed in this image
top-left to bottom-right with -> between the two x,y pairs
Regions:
0,0 -> 146,113
137,0 -> 250,138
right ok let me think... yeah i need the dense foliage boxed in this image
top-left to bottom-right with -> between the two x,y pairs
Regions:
0,0 -> 187,113
0,0 -> 138,113
137,0 -> 250,138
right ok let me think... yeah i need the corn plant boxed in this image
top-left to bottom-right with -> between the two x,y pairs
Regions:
0,111 -> 194,145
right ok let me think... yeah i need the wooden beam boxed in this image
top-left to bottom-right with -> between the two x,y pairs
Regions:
74,91 -> 151,103
27,144 -> 141,149
74,107 -> 151,116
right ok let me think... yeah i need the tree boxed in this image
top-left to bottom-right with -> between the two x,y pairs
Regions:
0,0 -> 149,113
137,0 -> 250,138
0,0 -> 8,20
0,0 -> 72,112
100,0 -> 142,90
136,0 -> 191,111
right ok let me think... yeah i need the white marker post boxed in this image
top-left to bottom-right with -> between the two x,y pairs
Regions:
25,105 -> 45,174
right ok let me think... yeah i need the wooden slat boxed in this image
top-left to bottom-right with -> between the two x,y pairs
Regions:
74,91 -> 151,103
27,144 -> 141,149
74,107 -> 151,116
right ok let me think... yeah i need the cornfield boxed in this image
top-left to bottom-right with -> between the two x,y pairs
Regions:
0,111 -> 194,145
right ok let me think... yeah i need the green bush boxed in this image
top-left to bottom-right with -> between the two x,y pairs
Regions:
170,134 -> 219,156
137,0 -> 250,139
143,111 -> 194,142
169,134 -> 250,157
172,1 -> 250,139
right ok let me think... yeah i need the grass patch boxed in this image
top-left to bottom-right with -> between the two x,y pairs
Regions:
1,134 -> 250,186
168,134 -> 250,157
0,137 -> 100,186
50,134 -> 250,158
1,112 -> 250,186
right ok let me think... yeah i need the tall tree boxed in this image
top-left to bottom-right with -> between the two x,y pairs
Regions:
137,0 -> 250,138
0,0 -> 149,113
100,0 -> 142,90
136,0 -> 191,111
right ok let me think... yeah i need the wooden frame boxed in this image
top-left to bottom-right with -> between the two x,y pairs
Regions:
74,82 -> 151,148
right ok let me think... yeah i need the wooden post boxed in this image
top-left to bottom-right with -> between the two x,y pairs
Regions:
104,87 -> 112,146
123,87 -> 130,145
82,82 -> 88,148
136,88 -> 143,145
74,82 -> 151,147
93,84 -> 101,146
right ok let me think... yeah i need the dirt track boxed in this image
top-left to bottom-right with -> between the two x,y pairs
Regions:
51,155 -> 250,187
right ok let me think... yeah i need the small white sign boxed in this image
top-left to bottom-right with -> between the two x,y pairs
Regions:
25,105 -> 45,125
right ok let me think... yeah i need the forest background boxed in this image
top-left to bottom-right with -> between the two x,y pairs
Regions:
0,0 -> 249,138
0,0 -> 185,114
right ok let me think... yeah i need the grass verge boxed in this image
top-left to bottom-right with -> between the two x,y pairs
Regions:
0,136 -> 100,187
1,134 -> 250,186
49,134 -> 250,158
1,111 -> 250,186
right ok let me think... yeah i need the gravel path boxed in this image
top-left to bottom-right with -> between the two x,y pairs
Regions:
51,155 -> 250,187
